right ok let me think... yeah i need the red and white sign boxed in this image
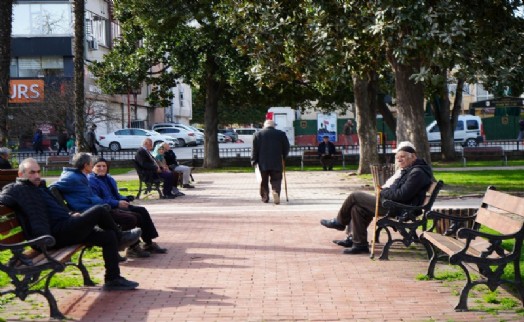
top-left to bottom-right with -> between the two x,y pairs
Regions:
9,79 -> 45,103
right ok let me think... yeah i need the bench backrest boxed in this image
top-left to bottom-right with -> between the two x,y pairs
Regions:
0,169 -> 18,190
0,205 -> 24,245
46,155 -> 71,165
463,146 -> 503,155
477,187 -> 524,235
421,180 -> 444,212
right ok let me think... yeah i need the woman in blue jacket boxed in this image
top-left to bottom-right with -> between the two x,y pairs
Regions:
87,157 -> 167,258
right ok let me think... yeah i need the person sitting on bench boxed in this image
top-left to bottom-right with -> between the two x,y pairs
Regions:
320,143 -> 433,254
0,158 -> 141,291
88,156 -> 168,258
51,153 -> 167,259
162,142 -> 194,188
317,135 -> 336,171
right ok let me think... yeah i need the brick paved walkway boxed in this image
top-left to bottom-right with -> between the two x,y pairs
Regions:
1,171 -> 522,321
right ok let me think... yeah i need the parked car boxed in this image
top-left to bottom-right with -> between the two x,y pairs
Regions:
218,128 -> 238,142
426,115 -> 484,147
99,128 -> 176,152
196,128 -> 229,143
152,123 -> 204,145
154,127 -> 198,146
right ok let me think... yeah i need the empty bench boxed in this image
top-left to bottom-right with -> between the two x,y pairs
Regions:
0,205 -> 93,319
462,146 -> 507,167
420,187 -> 524,311
43,155 -> 71,174
301,150 -> 345,170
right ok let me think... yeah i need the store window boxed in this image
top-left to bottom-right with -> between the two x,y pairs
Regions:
15,57 -> 64,78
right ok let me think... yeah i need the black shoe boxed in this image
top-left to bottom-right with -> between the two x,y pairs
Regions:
143,242 -> 168,254
103,276 -> 139,291
333,236 -> 353,248
118,254 -> 128,262
163,193 -> 176,199
343,245 -> 370,255
174,191 -> 185,197
320,219 -> 346,231
118,228 -> 142,251
183,184 -> 195,188
126,244 -> 151,258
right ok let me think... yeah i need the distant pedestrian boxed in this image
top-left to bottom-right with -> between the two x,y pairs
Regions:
518,120 -> 524,142
251,119 -> 290,205
32,129 -> 44,155
67,135 -> 76,154
57,130 -> 69,155
87,125 -> 99,155
343,120 -> 354,146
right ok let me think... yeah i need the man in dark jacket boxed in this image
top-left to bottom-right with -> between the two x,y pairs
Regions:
163,142 -> 194,188
320,144 -> 433,254
57,130 -> 68,155
317,135 -> 337,171
135,138 -> 175,198
251,120 -> 290,205
0,158 -> 142,290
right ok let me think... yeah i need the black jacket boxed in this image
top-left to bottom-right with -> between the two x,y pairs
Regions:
0,179 -> 70,240
251,127 -> 290,171
380,159 -> 433,207
135,147 -> 158,172
317,141 -> 336,156
164,149 -> 179,168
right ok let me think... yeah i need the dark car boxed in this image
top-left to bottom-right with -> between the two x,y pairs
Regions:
218,129 -> 238,142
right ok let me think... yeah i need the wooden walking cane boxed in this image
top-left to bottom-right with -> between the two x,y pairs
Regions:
282,158 -> 289,202
370,185 -> 382,259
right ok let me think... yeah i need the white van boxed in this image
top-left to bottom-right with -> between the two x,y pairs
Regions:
426,115 -> 484,147
235,128 -> 260,144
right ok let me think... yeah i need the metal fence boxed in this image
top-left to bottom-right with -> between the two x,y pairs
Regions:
11,139 -> 523,165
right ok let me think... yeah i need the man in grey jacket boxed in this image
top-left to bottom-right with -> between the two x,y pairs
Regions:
251,120 -> 290,205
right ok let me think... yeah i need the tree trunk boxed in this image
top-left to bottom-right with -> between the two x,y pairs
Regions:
0,1 -> 13,145
390,58 -> 430,164
74,0 -> 87,151
203,55 -> 222,168
377,93 -> 396,134
354,74 -> 379,174
431,69 -> 453,161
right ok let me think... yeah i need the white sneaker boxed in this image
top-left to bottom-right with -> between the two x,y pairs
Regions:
272,191 -> 280,205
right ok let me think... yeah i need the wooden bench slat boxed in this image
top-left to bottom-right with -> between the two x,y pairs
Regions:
423,232 -> 483,257
1,232 -> 25,245
481,189 -> 524,217
0,217 -> 18,234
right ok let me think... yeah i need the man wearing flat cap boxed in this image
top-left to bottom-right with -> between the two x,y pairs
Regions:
320,141 -> 433,254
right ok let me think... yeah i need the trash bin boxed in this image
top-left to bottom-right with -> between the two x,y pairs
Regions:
370,164 -> 396,188
431,208 -> 477,235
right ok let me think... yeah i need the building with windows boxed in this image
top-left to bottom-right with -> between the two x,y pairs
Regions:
8,0 -> 192,149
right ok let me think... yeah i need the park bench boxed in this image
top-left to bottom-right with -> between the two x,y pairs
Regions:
420,186 -> 524,311
133,160 -> 163,199
0,169 -> 18,189
462,146 -> 507,167
43,155 -> 71,174
374,180 -> 444,260
0,204 -> 94,319
301,150 -> 345,170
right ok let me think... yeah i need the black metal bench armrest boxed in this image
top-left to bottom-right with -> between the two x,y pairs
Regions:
456,227 -> 517,241
0,235 -> 55,251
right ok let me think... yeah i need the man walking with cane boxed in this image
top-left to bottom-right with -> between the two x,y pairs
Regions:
251,120 -> 290,205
